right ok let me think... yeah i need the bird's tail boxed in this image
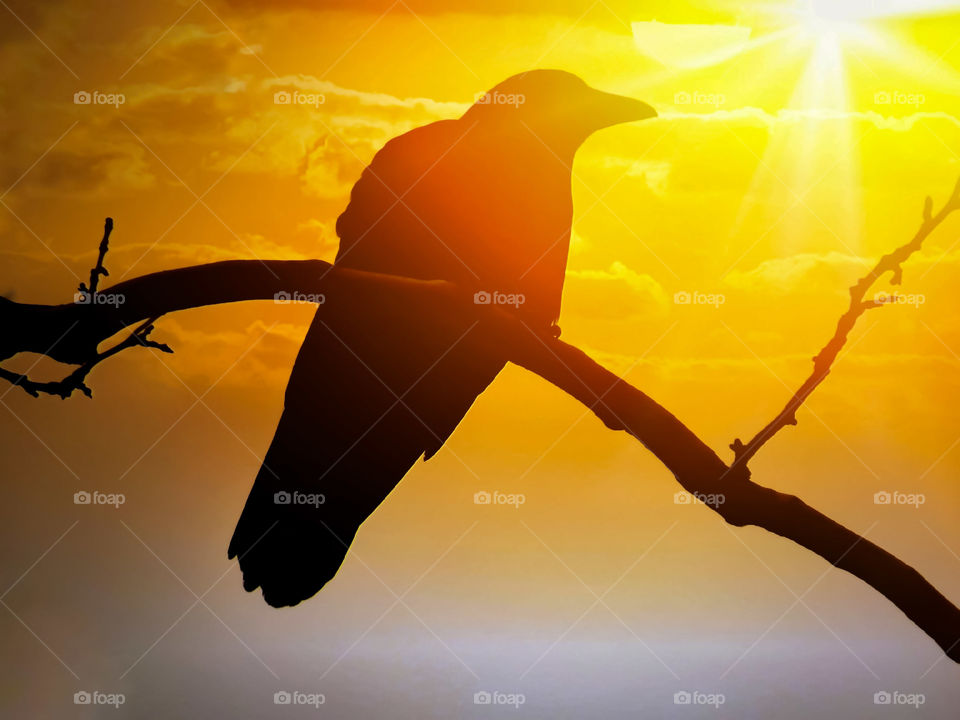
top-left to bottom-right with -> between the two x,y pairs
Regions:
227,398 -> 426,607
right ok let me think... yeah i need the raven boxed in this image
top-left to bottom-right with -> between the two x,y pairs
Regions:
228,70 -> 656,607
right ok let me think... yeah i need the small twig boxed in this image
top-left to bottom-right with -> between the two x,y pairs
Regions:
730,176 -> 960,468
76,217 -> 113,299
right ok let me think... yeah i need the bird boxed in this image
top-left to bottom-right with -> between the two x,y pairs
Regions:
228,69 -> 656,607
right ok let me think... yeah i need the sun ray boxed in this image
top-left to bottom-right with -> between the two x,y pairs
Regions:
718,0 -> 960,267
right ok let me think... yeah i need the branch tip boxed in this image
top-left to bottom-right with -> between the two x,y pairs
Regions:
729,182 -> 960,465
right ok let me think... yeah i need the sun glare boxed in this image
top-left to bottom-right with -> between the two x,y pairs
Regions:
793,0 -> 878,56
802,0 -> 878,24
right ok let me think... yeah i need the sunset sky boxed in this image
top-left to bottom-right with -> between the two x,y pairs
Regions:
2,0 -> 960,717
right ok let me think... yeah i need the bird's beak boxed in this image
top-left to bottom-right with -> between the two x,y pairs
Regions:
589,89 -> 657,129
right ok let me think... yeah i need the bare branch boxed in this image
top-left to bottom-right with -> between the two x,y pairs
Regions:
730,176 -> 960,467
2,210 -> 959,662
0,217 -> 174,398
0,316 -> 171,399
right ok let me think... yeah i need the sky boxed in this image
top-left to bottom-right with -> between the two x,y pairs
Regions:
1,0 -> 960,717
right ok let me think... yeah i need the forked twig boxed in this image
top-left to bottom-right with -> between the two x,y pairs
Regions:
1,218 -> 172,398
730,176 -> 960,468
0,317 -> 171,399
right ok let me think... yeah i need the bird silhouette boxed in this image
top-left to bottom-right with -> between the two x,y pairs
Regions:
228,70 -> 656,607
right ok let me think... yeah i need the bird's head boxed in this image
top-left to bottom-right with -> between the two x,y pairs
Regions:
462,69 -> 656,159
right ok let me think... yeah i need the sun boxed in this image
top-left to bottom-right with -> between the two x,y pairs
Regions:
800,0 -> 880,24
791,0 -> 882,72
634,0 -> 960,258
722,0 -> 959,257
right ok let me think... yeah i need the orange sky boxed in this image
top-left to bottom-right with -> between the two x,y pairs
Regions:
1,0 -> 959,717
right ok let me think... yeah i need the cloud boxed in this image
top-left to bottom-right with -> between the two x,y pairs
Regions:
631,21 -> 752,69
294,218 -> 340,259
3,71 -> 465,205
163,317 -> 306,348
564,261 -> 668,318
18,145 -> 156,196
264,75 -> 467,116
157,316 -> 309,386
598,157 -> 672,195
724,251 -> 871,293
580,345 -> 960,380
724,245 -> 960,296
655,107 -> 960,133
300,134 -> 368,199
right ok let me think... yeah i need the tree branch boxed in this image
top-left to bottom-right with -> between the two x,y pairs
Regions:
730,177 -> 960,467
0,317 -> 171,399
2,213 -> 959,662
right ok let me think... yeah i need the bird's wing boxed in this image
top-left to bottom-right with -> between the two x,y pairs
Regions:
228,119 -> 503,606
228,298 -> 494,606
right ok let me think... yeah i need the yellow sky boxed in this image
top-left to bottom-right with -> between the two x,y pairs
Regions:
1,0 -> 960,716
